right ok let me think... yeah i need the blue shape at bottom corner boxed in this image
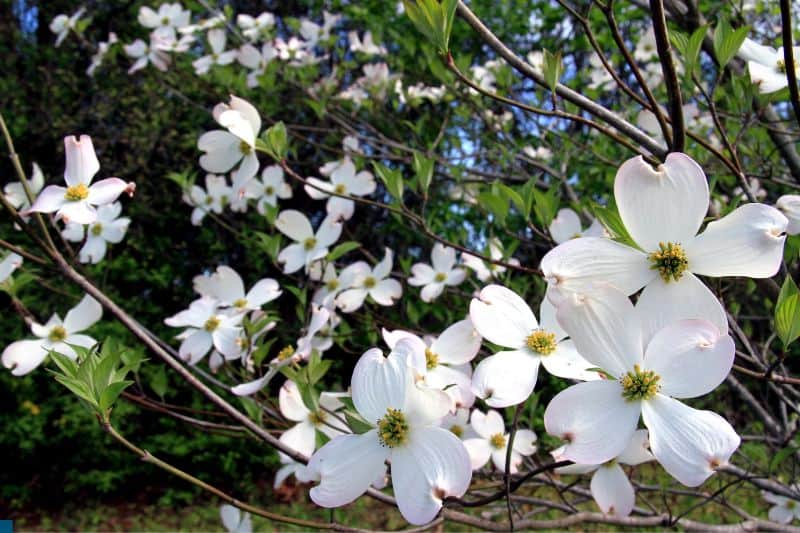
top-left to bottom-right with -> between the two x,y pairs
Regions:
0,520 -> 12,533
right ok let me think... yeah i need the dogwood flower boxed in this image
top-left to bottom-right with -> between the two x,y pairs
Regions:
164,297 -> 243,364
777,195 -> 800,235
278,380 -> 349,458
348,31 -> 387,55
469,284 -> 599,407
461,238 -> 519,281
220,504 -> 252,533
383,318 -> 481,409
762,488 -> 800,524
138,3 -> 190,35
61,202 -> 131,264
738,37 -> 799,94
300,12 -> 341,45
440,408 -> 474,440
543,285 -> 740,486
0,253 -> 22,283
554,429 -> 653,517
193,265 -> 281,312
4,162 -> 44,214
237,12 -> 275,41
294,305 -> 333,361
275,37 -> 311,65
27,135 -> 134,225
184,174 -> 231,226
548,208 -> 606,244
124,38 -> 170,74
541,152 -> 787,341
50,8 -> 85,47
2,295 -> 101,376
237,42 -> 278,88
463,409 -> 537,473
198,96 -> 261,183
305,159 -> 376,220
408,243 -> 467,302
250,165 -> 291,214
193,28 -> 238,75
304,341 -> 471,525
275,210 -> 342,274
87,33 -> 118,76
311,262 -> 367,309
336,248 -> 402,312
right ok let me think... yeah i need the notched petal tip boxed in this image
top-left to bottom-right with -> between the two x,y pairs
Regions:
124,182 -> 137,197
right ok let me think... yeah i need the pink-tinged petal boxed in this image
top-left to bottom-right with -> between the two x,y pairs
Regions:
351,347 -> 408,423
279,380 -> 309,422
391,427 -> 472,525
28,185 -> 68,214
512,429 -> 538,455
308,431 -> 389,508
231,374 -> 270,396
470,409 -> 505,439
279,422 -> 317,458
540,237 -> 652,299
645,320 -> 734,399
748,61 -> 788,93
617,429 -> 654,466
472,350 -> 540,408
179,330 -> 213,364
2,339 -> 47,376
369,279 -> 401,306
591,463 -> 635,516
408,263 -> 435,286
544,380 -> 640,464
642,394 -> 740,487
63,294 -> 102,333
685,203 -> 787,278
615,153 -> 709,252
59,201 -> 97,224
554,286 -> 643,378
549,208 -> 583,244
275,209 -> 314,241
469,284 -> 537,349
87,178 -> 131,206
541,340 -> 601,381
431,318 -> 481,365
636,273 -> 727,345
420,282 -> 445,303
64,135 -> 100,186
431,243 -> 456,272
463,438 -> 491,470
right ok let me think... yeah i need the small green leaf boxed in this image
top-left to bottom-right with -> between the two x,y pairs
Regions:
713,20 -> 749,69
259,122 -> 289,161
532,187 -> 559,228
327,241 -> 361,262
775,276 -> 800,348
413,152 -> 435,196
592,203 -> 639,249
150,366 -> 168,398
373,163 -> 404,202
542,50 -> 562,92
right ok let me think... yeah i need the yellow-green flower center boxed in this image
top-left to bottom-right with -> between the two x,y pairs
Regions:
264,185 -> 275,195
276,345 -> 295,361
363,276 -> 376,289
425,348 -> 439,370
434,272 -> 447,282
620,364 -> 661,401
648,242 -> 688,282
308,410 -> 327,426
90,223 -> 103,236
526,329 -> 557,355
334,183 -> 346,194
325,279 -> 339,291
304,237 -> 317,251
450,424 -> 463,438
205,196 -> 214,205
489,433 -> 507,450
787,500 -> 797,510
233,298 -> 248,309
239,141 -> 252,155
377,408 -> 409,448
161,16 -> 170,25
204,316 -> 221,332
48,325 -> 67,342
64,183 -> 89,201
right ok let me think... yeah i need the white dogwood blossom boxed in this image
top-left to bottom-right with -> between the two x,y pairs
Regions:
461,238 -> 519,281
275,210 -> 342,274
124,38 -> 170,74
61,202 -> 131,264
408,243 -> 467,302
237,12 -> 276,41
738,37 -> 800,94
220,504 -> 252,533
304,342 -> 471,525
50,8 -> 85,47
198,95 -> 261,183
336,248 -> 402,312
193,28 -> 238,75
164,297 -> 243,364
305,158 -> 376,220
776,195 -> 800,235
193,265 -> 281,312
762,488 -> 800,524
463,409 -> 537,473
278,380 -> 349,458
548,208 -> 606,244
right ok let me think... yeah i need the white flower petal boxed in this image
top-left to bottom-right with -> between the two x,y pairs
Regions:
469,285 -> 537,349
179,330 -> 212,364
351,347 -> 408,423
549,208 -> 583,244
544,380 -> 640,464
471,350 -> 540,407
642,394 -> 740,487
64,135 -> 100,186
277,243 -> 307,274
541,340 -> 601,381
275,209 -> 313,241
28,185 -> 68,214
279,380 -> 310,422
463,438 -> 491,470
369,279 -> 402,306
685,203 -> 787,278
431,243 -> 456,272
591,463 -> 635,516
63,294 -> 102,333
431,318 -> 481,365
617,429 -> 654,466
87,178 -> 131,206
420,282 -> 444,302
470,409 -> 505,439
280,422 -> 317,458
2,339 -> 47,376
512,429 -> 538,455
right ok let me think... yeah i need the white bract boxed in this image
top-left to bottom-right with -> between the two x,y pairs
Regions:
554,429 -> 654,517
198,95 -> 261,184
124,38 -> 170,74
275,210 -> 342,274
237,12 -> 276,41
61,202 -> 130,264
335,248 -> 402,312
305,159 -> 376,220
543,285 -> 740,487
184,174 -> 232,226
164,297 -> 243,364
439,408 -> 473,440
541,152 -> 787,341
304,341 -> 471,525
220,504 -> 252,533
237,42 -> 278,88
50,8 -> 85,47
2,295 -> 101,376
548,208 -> 606,244
27,135 -> 134,225
461,238 -> 519,282
348,31 -> 387,55
4,162 -> 44,213
311,261 -> 367,309
383,317 -> 481,409
762,489 -> 800,524
776,195 -> 800,235
193,265 -> 281,312
278,380 -> 348,459
469,284 -> 599,408
408,243 -> 467,302
0,253 -> 22,283
738,37 -> 800,94
251,165 -> 291,214
463,409 -> 537,473
138,3 -> 191,34
193,28 -> 238,75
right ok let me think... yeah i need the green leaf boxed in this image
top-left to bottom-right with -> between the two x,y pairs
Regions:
403,0 -> 458,53
713,21 -> 749,69
769,445 -> 798,472
592,203 -> 639,249
542,50 -> 562,92
775,276 -> 800,348
685,25 -> 708,78
531,187 -> 558,228
259,121 -> 289,161
497,183 -> 525,214
373,163 -> 404,203
308,360 -> 332,385
412,152 -> 435,196
150,366 -> 168,398
344,411 -> 373,434
99,380 -> 134,412
478,190 -> 509,225
327,241 -> 361,262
